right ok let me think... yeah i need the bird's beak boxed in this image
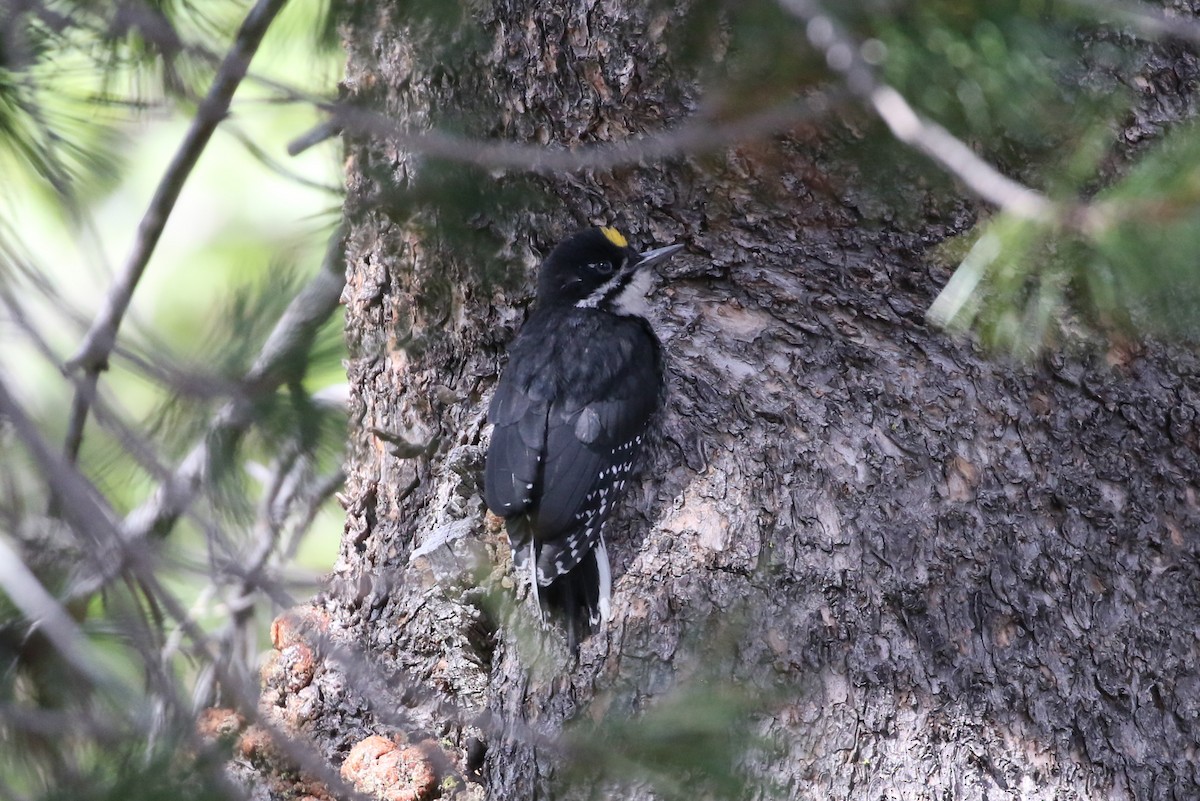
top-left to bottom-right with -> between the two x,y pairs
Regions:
634,244 -> 684,268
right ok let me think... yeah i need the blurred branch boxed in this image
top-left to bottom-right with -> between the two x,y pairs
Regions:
225,121 -> 343,194
282,467 -> 345,561
287,118 -> 340,156
4,230 -> 248,406
777,0 -> 1056,221
0,379 -> 120,558
288,90 -> 847,172
0,380 -> 153,714
126,569 -> 376,801
62,0 -> 291,462
5,228 -> 346,602
120,226 -> 345,544
1064,0 -> 1200,45
0,375 -> 183,694
206,454 -> 344,672
0,536 -> 118,694
246,230 -> 346,386
0,281 -> 201,498
0,368 -> 358,801
869,85 -> 1054,219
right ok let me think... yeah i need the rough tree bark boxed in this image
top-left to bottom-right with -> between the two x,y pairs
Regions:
268,3 -> 1200,800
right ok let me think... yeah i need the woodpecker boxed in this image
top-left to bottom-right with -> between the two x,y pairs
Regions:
484,226 -> 682,648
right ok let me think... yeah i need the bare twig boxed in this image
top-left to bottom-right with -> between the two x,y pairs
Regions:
281,85 -> 846,172
184,455 -> 343,690
62,0 -> 291,461
868,86 -> 1054,220
120,226 -> 345,543
0,536 -> 122,694
61,374 -> 100,467
224,121 -> 343,195
0,375 -> 361,800
777,0 -> 1057,222
287,119 -> 341,156
280,467 -> 344,562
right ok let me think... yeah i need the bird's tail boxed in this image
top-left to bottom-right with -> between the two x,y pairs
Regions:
540,537 -> 611,651
506,520 -> 611,651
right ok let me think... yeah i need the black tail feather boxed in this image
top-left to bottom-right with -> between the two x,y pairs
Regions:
540,546 -> 603,652
505,517 -> 608,651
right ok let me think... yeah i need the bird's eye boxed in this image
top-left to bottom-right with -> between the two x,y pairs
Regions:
590,261 -> 615,275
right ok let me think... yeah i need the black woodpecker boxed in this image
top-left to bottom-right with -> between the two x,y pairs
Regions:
484,226 -> 682,648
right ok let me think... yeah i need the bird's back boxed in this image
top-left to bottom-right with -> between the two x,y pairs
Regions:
485,305 -> 663,645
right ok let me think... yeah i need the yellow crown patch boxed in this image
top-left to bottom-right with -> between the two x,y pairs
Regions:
600,226 -> 628,248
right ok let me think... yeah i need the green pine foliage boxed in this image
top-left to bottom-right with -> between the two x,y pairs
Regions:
1,2 -> 346,798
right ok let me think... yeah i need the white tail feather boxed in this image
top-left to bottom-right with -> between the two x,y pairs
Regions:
528,541 -> 543,619
595,536 -> 612,622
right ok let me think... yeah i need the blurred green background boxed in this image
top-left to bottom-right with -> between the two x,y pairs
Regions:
1,4 -> 346,795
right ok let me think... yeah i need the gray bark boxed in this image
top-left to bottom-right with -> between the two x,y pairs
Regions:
291,3 -> 1200,800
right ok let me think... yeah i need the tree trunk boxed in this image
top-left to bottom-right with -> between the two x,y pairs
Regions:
294,3 -> 1200,800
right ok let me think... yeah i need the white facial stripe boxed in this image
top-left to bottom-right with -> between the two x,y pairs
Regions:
610,267 -> 653,317
575,263 -> 635,309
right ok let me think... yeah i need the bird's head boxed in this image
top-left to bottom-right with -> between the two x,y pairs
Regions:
537,227 -> 682,310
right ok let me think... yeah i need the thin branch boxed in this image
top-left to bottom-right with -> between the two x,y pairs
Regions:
1063,0 -> 1200,45
0,536 -> 122,694
280,467 -> 344,562
777,0 -> 1057,222
61,374 -> 100,469
190,454 -> 343,687
316,93 -> 844,173
0,282 -> 211,495
0,382 -> 167,723
245,228 -> 346,386
120,226 -> 345,543
868,86 -> 1054,220
0,377 -> 347,800
223,121 -> 343,195
0,385 -> 120,560
62,0 -> 291,461
224,447 -> 307,655
143,13 -> 840,174
3,231 -> 252,406
119,566 -> 377,801
0,229 -> 98,340
287,119 -> 340,156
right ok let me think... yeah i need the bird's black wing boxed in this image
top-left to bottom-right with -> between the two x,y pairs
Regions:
530,318 -> 661,582
485,311 -> 660,587
535,378 -> 657,535
484,367 -> 551,518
